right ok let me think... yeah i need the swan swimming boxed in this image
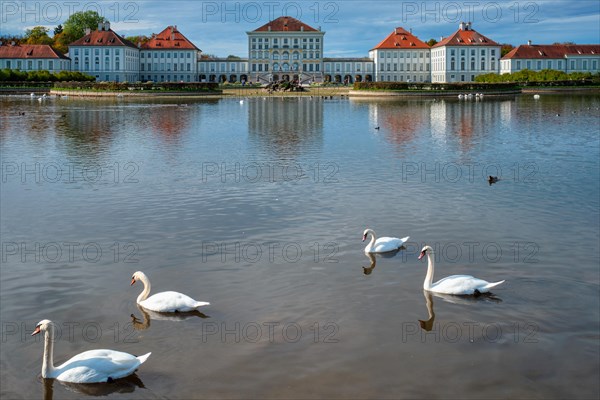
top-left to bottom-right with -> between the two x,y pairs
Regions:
362,229 -> 409,253
131,271 -> 210,312
31,320 -> 150,383
418,245 -> 505,295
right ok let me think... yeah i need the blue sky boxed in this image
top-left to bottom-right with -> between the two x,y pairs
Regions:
2,0 -> 599,56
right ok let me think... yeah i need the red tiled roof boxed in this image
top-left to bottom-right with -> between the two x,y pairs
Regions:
254,16 -> 319,32
433,28 -> 499,47
0,44 -> 69,59
502,44 -> 600,59
70,29 -> 137,48
141,26 -> 199,50
371,27 -> 430,50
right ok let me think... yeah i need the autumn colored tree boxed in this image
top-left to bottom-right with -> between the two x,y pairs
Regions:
24,26 -> 54,45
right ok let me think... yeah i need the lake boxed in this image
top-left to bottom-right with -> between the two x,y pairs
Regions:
1,92 -> 599,399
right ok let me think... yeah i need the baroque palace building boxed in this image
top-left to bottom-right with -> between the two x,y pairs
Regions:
2,18 -> 599,83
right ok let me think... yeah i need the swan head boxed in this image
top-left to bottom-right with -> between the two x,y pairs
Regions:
31,319 -> 53,336
362,229 -> 373,242
131,271 -> 146,286
418,245 -> 433,260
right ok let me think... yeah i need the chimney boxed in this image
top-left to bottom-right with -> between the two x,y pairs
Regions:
85,28 -> 91,35
98,22 -> 103,31
268,25 -> 271,31
459,22 -> 465,31
527,39 -> 532,45
467,21 -> 472,30
104,22 -> 110,31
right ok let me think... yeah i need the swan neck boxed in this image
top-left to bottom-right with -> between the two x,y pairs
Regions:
367,230 -> 376,250
424,251 -> 434,290
137,274 -> 151,303
42,325 -> 56,378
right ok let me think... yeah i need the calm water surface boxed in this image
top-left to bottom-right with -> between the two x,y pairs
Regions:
1,93 -> 599,399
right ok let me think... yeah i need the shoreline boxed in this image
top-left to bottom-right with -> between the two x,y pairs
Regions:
1,86 -> 598,98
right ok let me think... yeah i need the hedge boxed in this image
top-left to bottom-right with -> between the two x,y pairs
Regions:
53,81 -> 220,91
353,81 -> 520,91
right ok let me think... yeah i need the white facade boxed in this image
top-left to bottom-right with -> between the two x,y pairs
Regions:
0,56 -> 70,72
500,43 -> 600,74
322,58 -> 374,83
197,58 -> 248,83
0,43 -> 70,73
370,49 -> 430,82
431,22 -> 500,83
69,23 -> 139,82
247,17 -> 325,83
140,49 -> 198,82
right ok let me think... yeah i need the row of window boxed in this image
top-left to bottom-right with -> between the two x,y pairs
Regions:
509,59 -> 598,71
378,51 -> 430,59
378,75 -> 427,82
444,58 -> 496,71
250,63 -> 321,72
380,63 -> 430,72
141,52 -> 193,59
73,48 -> 132,57
250,51 -> 321,60
140,74 -> 193,82
251,37 -> 320,43
324,63 -> 374,73
2,59 -> 68,70
199,63 -> 247,73
140,63 -> 193,72
252,44 -> 320,50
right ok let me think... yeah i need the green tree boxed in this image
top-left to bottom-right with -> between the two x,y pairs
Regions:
426,38 -> 438,47
125,35 -> 150,46
54,24 -> 63,35
24,26 -> 54,45
62,11 -> 106,45
501,43 -> 515,57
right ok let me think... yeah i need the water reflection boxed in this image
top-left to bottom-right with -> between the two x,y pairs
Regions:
369,100 -> 430,152
131,304 -> 209,331
431,291 -> 503,305
42,375 -> 145,399
146,104 -> 194,145
362,252 -> 377,275
418,291 -> 436,332
248,98 -> 323,157
361,249 -> 405,275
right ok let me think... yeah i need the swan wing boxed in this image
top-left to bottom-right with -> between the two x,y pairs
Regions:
372,236 -> 410,253
140,291 -> 209,312
54,350 -> 150,383
431,275 -> 497,295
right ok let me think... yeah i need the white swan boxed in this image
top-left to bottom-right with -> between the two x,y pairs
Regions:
31,320 -> 150,383
418,245 -> 505,295
362,229 -> 409,253
131,271 -> 210,312
533,94 -> 540,99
